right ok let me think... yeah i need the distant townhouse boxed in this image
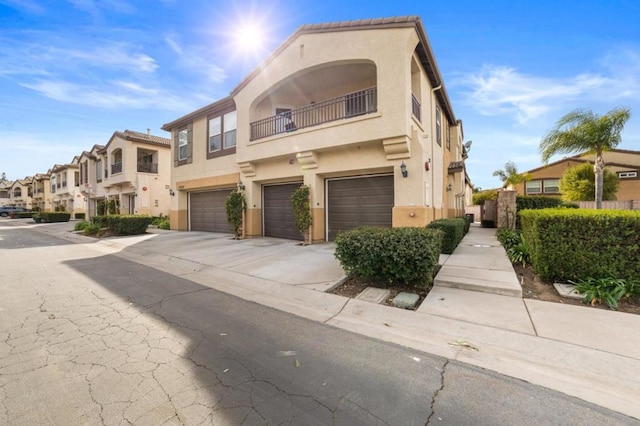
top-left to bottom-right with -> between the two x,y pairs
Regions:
8,178 -> 33,209
30,173 -> 52,212
78,130 -> 172,217
514,149 -> 640,201
0,180 -> 11,207
163,16 -> 472,241
50,158 -> 83,215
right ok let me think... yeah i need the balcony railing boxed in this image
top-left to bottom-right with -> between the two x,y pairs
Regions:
250,87 -> 377,141
137,162 -> 158,173
111,161 -> 122,174
411,93 -> 421,122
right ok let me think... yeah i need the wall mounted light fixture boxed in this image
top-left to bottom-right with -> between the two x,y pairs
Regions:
169,188 -> 175,196
237,181 -> 246,191
400,162 -> 408,178
446,184 -> 453,192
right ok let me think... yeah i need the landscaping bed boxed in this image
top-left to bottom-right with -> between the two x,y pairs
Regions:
328,276 -> 431,310
516,264 -> 640,315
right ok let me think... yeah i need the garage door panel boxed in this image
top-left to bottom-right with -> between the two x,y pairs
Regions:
263,184 -> 302,241
327,175 -> 394,241
190,190 -> 232,233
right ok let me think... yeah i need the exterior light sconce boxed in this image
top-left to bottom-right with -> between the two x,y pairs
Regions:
446,184 -> 453,192
169,189 -> 175,196
400,162 -> 408,178
237,181 -> 246,191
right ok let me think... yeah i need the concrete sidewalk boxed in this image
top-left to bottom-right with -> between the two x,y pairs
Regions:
6,218 -> 640,420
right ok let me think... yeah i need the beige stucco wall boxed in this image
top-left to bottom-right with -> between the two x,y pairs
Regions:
168,23 -> 463,238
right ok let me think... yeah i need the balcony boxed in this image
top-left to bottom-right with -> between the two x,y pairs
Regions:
137,162 -> 158,173
250,87 -> 377,141
111,161 -> 122,175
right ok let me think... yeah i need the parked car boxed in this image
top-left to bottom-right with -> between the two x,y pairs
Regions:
0,206 -> 30,217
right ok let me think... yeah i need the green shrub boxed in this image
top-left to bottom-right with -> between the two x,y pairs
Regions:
458,215 -> 471,234
559,202 -> 579,209
516,196 -> 563,211
521,209 -> 640,282
158,219 -> 170,230
334,227 -> 443,287
570,277 -> 640,310
496,229 -> 530,267
40,212 -> 71,222
83,223 -> 102,236
427,218 -> 466,254
225,189 -> 246,239
74,221 -> 89,231
107,215 -> 153,235
15,212 -> 35,218
74,213 -> 86,220
91,215 -> 107,227
472,190 -> 498,205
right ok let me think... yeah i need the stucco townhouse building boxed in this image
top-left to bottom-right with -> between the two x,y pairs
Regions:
163,16 -> 472,242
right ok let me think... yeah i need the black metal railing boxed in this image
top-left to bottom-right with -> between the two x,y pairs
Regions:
250,87 -> 377,141
412,93 -> 421,122
111,161 -> 122,174
137,162 -> 158,173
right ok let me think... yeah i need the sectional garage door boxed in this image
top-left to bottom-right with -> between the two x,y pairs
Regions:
327,175 -> 394,241
189,190 -> 233,233
263,183 -> 302,240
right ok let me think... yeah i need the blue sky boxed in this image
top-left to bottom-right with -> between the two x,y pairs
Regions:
1,0 -> 639,190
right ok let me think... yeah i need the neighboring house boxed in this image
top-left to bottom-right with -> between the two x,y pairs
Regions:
0,180 -> 12,207
79,130 -> 172,217
9,177 -> 33,209
162,16 -> 470,241
51,158 -> 83,215
514,149 -> 640,201
30,173 -> 52,212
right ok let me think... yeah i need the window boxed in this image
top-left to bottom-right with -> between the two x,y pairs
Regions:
619,171 -> 637,179
207,111 -> 236,158
178,129 -> 188,160
543,179 -> 559,194
96,160 -> 103,182
446,124 -> 451,150
174,124 -> 192,166
526,180 -> 542,194
436,106 -> 442,146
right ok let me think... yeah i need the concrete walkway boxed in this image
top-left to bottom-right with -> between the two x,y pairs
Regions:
5,219 -> 640,420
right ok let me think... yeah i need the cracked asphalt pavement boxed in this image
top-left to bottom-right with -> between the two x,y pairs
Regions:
1,224 -> 636,425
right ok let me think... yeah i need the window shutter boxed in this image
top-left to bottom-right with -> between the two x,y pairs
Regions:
173,129 -> 179,166
186,123 -> 193,164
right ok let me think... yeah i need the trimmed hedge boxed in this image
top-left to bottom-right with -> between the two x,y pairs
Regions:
41,212 -> 71,222
516,195 -> 563,211
15,212 -> 35,219
90,214 -> 153,235
74,213 -> 86,220
427,218 -> 466,254
334,227 -> 443,287
520,209 -> 640,282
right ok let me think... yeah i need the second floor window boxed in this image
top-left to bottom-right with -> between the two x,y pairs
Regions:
96,160 -> 103,182
436,106 -> 442,146
208,111 -> 237,155
178,129 -> 188,160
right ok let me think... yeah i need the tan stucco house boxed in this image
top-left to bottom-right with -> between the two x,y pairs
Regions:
163,16 -> 471,241
78,130 -> 172,217
514,149 -> 640,201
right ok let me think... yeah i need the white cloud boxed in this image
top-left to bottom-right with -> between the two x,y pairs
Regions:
164,35 -> 227,84
0,0 -> 45,14
454,49 -> 640,124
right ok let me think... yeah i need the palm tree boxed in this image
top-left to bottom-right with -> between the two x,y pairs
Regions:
492,161 -> 531,187
540,107 -> 631,209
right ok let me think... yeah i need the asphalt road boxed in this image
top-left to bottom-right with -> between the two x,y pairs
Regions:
0,222 -> 636,425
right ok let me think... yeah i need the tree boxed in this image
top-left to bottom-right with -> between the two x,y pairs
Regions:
291,185 -> 312,245
0,172 -> 7,184
540,107 -> 631,209
559,162 -> 619,202
492,161 -> 531,187
225,189 -> 246,239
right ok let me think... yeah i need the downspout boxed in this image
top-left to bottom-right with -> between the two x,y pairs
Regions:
430,84 -> 442,211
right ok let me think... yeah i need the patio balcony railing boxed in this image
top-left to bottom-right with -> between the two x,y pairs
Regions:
250,87 -> 377,141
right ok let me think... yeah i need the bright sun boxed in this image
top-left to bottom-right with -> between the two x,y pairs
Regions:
235,22 -> 264,54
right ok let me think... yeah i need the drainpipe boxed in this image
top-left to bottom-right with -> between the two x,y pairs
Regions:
429,84 -> 442,213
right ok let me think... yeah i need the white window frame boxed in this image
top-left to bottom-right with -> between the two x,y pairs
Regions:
543,179 -> 559,193
178,129 -> 188,161
619,171 -> 637,178
526,180 -> 542,194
